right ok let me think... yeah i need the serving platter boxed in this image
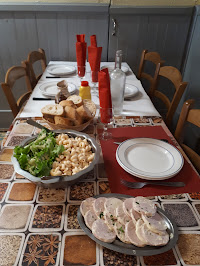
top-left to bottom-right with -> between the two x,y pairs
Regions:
47,65 -> 76,76
39,81 -> 77,98
11,130 -> 100,188
124,84 -> 139,99
77,193 -> 178,256
116,138 -> 184,180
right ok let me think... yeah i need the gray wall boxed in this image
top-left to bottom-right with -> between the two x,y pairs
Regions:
0,3 -> 109,128
0,3 -> 199,133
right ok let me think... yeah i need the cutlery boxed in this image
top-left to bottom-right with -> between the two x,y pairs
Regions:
26,119 -> 52,133
120,179 -> 185,189
33,97 -> 53,100
114,139 -> 169,145
46,76 -> 64,78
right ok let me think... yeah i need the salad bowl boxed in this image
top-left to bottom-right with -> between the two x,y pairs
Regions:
12,129 -> 100,188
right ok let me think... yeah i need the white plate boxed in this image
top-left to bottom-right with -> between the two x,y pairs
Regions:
124,84 -> 139,99
39,81 -> 77,98
101,65 -> 129,74
47,65 -> 76,76
116,138 -> 184,180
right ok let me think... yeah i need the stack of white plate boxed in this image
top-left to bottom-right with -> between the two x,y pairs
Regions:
116,138 -> 184,180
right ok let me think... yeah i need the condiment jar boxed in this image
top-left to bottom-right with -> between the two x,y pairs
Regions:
79,81 -> 91,100
55,80 -> 70,103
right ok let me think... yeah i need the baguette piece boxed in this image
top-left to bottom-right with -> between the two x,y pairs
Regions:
54,116 -> 73,126
65,106 -> 83,125
76,105 -> 92,121
67,95 -> 83,107
41,104 -> 64,116
59,100 -> 76,108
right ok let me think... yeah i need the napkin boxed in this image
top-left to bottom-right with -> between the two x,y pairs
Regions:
88,35 -> 102,82
98,68 -> 112,123
99,126 -> 200,197
76,34 -> 87,77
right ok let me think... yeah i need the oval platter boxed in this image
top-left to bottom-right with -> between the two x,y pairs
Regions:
77,193 -> 178,256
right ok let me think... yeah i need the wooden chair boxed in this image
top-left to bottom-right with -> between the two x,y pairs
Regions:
175,99 -> 200,173
1,66 -> 32,118
22,48 -> 47,89
149,66 -> 188,127
137,49 -> 164,93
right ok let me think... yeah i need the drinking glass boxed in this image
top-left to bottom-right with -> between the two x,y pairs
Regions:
90,70 -> 99,95
77,65 -> 86,79
99,107 -> 113,140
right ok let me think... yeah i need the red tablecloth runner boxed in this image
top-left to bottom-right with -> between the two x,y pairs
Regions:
99,126 -> 200,197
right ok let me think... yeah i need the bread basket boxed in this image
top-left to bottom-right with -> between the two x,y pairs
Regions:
43,99 -> 96,131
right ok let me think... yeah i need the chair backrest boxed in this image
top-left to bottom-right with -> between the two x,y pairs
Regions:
175,99 -> 200,173
1,66 -> 32,117
137,49 -> 164,92
22,48 -> 47,89
149,66 -> 188,127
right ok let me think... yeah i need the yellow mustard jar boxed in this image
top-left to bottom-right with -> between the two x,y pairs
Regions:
79,81 -> 91,100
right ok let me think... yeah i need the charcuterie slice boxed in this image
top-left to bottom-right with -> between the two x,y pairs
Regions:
125,220 -> 146,247
80,197 -> 95,216
132,197 -> 157,216
92,219 -> 116,243
84,209 -> 98,230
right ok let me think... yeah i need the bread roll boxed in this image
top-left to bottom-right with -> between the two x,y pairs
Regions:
76,105 -> 92,121
59,100 -> 76,108
54,116 -> 73,126
41,104 -> 64,116
67,95 -> 83,107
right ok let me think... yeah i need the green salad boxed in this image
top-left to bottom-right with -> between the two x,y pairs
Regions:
14,129 -> 64,177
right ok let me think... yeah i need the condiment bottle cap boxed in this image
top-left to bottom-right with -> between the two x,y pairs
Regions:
81,81 -> 89,86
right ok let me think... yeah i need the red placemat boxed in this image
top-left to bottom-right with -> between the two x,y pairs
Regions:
99,126 -> 200,197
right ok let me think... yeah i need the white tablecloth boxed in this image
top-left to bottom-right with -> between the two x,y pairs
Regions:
19,61 -> 160,118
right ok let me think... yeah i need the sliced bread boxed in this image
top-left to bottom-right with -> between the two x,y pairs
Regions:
41,104 -> 64,116
59,100 -> 76,108
76,105 -> 92,121
67,95 -> 83,107
54,116 -> 73,126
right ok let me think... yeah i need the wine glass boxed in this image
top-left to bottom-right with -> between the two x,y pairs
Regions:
77,65 -> 86,80
99,107 -> 113,140
90,70 -> 99,95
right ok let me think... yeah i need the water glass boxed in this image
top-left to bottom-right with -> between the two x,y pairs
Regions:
99,107 -> 113,140
77,65 -> 86,79
90,70 -> 99,95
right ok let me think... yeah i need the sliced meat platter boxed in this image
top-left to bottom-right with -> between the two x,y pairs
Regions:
80,196 -> 170,247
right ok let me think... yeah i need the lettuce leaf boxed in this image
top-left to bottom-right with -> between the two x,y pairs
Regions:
14,129 -> 64,177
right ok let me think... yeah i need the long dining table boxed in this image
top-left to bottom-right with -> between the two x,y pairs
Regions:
0,62 -> 200,266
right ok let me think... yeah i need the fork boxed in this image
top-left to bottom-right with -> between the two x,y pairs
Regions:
120,179 -> 185,189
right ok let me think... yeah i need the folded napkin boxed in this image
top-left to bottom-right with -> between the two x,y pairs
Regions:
76,34 -> 87,77
98,68 -> 112,123
88,35 -> 102,82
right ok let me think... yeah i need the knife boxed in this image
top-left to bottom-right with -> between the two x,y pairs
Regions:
33,97 -> 53,100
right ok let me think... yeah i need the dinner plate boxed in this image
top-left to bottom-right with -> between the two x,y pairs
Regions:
77,193 -> 178,256
39,81 -> 77,98
47,65 -> 76,76
124,84 -> 139,99
101,65 -> 129,74
116,138 -> 184,180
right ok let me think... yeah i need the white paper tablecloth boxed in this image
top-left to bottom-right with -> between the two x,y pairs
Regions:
19,61 -> 160,118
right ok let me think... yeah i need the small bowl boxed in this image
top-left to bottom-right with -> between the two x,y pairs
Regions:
11,129 -> 100,188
